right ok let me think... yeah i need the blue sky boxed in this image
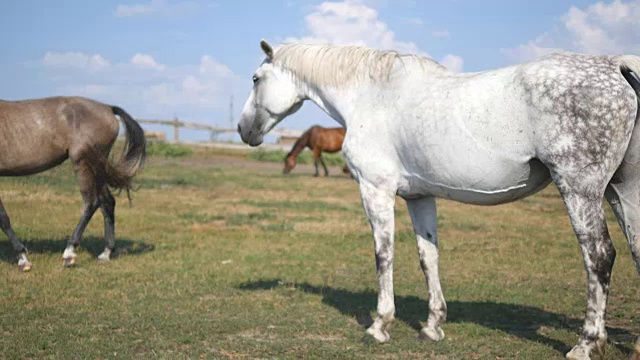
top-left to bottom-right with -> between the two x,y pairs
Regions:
2,0 -> 639,142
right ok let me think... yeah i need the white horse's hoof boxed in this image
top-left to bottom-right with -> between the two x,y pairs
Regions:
566,345 -> 591,360
97,248 -> 112,262
364,328 -> 390,343
63,255 -> 77,267
17,254 -> 32,272
419,326 -> 445,342
18,257 -> 33,272
63,247 -> 77,267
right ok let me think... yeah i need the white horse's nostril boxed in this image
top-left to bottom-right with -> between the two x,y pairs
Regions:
237,124 -> 242,134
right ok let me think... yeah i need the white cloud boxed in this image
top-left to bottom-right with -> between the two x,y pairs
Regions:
199,55 -> 233,76
503,0 -> 640,63
284,0 -> 462,70
41,51 -> 238,122
440,54 -> 464,73
501,33 -> 564,64
43,52 -> 110,71
114,0 -> 213,18
285,0 -> 420,54
131,53 -> 165,70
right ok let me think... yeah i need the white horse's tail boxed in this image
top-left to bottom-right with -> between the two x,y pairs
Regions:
614,56 -> 640,360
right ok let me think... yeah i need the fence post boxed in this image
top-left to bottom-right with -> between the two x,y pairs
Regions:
173,117 -> 180,143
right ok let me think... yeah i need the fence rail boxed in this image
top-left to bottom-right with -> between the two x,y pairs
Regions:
137,118 -> 235,143
137,118 -> 302,143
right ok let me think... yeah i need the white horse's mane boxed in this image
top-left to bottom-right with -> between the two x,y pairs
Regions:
271,43 -> 446,88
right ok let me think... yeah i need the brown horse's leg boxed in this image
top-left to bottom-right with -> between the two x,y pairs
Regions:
313,148 -> 321,177
0,197 -> 31,271
320,154 -> 329,177
63,160 -> 100,267
97,186 -> 115,261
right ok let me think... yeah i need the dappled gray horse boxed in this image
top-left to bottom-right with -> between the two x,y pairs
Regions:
238,40 -> 640,359
0,97 -> 146,271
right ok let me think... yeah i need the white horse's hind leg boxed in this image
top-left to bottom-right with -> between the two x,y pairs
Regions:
605,173 -> 640,359
359,181 -> 396,343
602,113 -> 640,359
604,121 -> 640,275
606,182 -> 640,272
406,197 -> 446,341
560,191 -> 615,360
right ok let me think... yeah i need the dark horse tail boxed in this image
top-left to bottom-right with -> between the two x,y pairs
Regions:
103,106 -> 147,193
620,56 -> 640,112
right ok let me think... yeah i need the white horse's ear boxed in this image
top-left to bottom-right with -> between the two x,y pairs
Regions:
260,39 -> 274,59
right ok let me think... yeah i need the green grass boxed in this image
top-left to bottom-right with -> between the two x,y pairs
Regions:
0,147 -> 638,359
249,148 -> 346,166
146,141 -> 194,158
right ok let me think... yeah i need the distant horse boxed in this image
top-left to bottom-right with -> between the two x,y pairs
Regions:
283,125 -> 347,176
239,40 -> 640,359
0,97 -> 146,271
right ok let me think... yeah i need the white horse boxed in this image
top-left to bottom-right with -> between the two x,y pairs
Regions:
238,40 -> 640,359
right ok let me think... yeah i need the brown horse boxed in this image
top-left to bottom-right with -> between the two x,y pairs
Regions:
283,125 -> 348,177
0,96 -> 146,271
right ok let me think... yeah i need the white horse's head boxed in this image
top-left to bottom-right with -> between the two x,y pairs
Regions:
238,40 -> 304,146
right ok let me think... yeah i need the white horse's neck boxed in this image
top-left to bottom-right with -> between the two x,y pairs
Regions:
290,55 -> 450,128
297,81 -> 351,127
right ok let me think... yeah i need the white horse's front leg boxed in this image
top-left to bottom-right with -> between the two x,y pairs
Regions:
406,197 -> 446,341
359,181 -> 396,343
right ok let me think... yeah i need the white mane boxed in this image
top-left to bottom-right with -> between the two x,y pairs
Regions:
271,43 -> 445,88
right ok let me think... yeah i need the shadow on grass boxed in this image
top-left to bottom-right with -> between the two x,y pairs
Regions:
239,279 -> 634,355
0,235 -> 155,264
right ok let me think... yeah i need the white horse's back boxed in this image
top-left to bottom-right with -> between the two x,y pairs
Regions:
361,53 -> 637,204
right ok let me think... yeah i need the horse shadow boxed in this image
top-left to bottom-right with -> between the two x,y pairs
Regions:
238,279 -> 635,355
0,235 -> 155,264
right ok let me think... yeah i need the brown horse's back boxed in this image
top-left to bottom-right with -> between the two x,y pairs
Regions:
309,126 -> 345,153
0,97 -> 119,175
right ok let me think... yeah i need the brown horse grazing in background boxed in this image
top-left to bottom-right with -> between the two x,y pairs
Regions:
0,96 -> 146,271
283,125 -> 348,177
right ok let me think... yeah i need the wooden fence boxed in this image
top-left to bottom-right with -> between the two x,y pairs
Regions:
137,118 -> 235,143
137,118 -> 302,143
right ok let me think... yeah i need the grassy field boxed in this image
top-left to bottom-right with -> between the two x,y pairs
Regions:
248,148 -> 346,167
1,146 -> 639,359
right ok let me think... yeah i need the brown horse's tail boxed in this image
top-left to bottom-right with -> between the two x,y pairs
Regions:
102,106 -> 147,193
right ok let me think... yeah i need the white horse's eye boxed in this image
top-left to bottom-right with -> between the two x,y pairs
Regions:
252,75 -> 259,84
